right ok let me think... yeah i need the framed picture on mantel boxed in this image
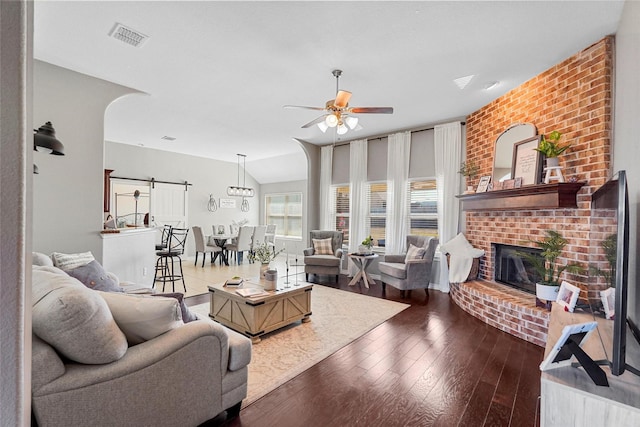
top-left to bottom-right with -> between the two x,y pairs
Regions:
512,135 -> 543,186
476,176 -> 491,193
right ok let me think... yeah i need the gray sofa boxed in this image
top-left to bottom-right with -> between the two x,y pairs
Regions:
31,254 -> 251,427
378,235 -> 438,297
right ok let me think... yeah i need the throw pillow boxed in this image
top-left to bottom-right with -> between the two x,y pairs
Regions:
152,292 -> 198,323
32,266 -> 128,364
98,292 -> 184,345
312,238 -> 334,255
51,251 -> 95,271
66,260 -> 124,293
405,244 -> 426,262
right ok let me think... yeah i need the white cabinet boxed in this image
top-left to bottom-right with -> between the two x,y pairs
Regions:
541,303 -> 640,426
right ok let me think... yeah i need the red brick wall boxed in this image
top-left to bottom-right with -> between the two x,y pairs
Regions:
465,37 -> 613,294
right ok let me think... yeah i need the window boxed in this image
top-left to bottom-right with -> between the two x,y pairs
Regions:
332,185 -> 350,245
367,182 -> 387,248
265,193 -> 302,238
408,179 -> 438,238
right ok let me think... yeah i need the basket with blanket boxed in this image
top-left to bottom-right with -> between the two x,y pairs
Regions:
441,233 -> 484,283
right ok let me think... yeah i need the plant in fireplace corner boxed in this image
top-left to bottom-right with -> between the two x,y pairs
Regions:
519,229 -> 583,302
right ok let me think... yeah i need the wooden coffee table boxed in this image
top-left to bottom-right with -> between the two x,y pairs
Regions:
208,280 -> 312,343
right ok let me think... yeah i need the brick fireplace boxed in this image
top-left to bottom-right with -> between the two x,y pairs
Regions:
451,37 -> 613,347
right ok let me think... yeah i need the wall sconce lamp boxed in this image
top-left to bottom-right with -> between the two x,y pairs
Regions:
33,121 -> 65,174
34,121 -> 65,155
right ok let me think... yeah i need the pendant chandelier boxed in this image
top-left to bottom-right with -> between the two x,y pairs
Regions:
227,153 -> 255,198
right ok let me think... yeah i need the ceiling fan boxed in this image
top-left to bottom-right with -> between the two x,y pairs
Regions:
284,69 -> 394,135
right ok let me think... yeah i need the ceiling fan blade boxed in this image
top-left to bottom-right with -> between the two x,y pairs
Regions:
301,115 -> 328,128
283,105 -> 326,111
334,90 -> 352,108
349,107 -> 394,114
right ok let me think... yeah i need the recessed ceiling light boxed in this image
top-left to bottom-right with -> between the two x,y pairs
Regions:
483,81 -> 500,90
453,74 -> 475,90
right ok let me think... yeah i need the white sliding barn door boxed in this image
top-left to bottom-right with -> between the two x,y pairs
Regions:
150,182 -> 188,228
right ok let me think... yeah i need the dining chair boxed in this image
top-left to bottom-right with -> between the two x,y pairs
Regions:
224,226 -> 253,264
265,224 -> 276,250
192,226 -> 222,267
250,225 -> 267,262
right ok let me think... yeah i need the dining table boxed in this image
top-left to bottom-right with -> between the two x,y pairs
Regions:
208,233 -> 237,266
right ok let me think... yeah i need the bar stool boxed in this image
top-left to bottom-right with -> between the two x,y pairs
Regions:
156,224 -> 172,251
154,227 -> 189,292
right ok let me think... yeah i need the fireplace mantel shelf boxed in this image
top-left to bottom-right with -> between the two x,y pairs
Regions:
456,182 -> 585,211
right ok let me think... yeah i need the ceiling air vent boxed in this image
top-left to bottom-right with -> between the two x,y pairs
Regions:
108,23 -> 149,48
160,136 -> 176,141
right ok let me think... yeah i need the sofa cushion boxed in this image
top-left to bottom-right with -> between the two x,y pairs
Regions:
51,251 -> 95,271
99,292 -> 184,345
66,260 -> 124,293
405,244 -> 426,262
32,252 -> 54,267
152,292 -> 198,323
32,266 -> 128,364
304,254 -> 341,267
312,238 -> 334,255
378,262 -> 407,280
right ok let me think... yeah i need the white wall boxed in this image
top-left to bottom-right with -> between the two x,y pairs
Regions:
33,61 -> 136,259
105,141 -> 260,257
613,1 -> 640,323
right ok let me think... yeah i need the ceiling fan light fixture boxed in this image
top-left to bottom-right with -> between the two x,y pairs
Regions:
336,123 -> 348,135
325,114 -> 338,128
317,121 -> 329,133
345,116 -> 359,130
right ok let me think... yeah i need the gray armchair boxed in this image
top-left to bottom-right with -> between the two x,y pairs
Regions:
303,230 -> 344,282
378,235 -> 438,297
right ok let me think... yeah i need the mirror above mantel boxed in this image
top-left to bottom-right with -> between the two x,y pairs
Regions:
493,123 -> 537,184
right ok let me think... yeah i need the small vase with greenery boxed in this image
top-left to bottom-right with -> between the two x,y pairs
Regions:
458,160 -> 480,192
519,230 -> 583,300
249,243 -> 284,265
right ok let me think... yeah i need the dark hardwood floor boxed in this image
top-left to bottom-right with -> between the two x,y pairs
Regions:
189,275 -> 543,427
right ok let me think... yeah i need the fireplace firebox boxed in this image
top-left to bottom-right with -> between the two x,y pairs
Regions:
494,243 -> 543,294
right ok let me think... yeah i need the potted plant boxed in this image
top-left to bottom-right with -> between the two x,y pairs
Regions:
359,235 -> 373,254
535,131 -> 571,166
520,230 -> 583,302
458,160 -> 480,192
249,243 -> 284,282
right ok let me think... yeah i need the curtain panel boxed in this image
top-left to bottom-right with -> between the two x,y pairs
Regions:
386,131 -> 411,254
319,145 -> 333,231
349,139 -> 368,275
434,122 -> 462,292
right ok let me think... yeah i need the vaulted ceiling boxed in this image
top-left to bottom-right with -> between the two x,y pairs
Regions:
34,1 -> 624,183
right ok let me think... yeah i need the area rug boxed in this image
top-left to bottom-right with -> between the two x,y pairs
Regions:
190,285 -> 409,406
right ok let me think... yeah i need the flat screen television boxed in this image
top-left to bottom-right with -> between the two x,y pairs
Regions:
590,170 -> 638,376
